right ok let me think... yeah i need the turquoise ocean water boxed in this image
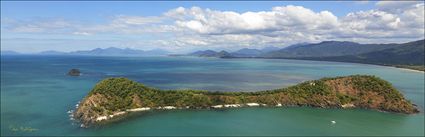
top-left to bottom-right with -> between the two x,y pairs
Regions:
1,55 -> 424,136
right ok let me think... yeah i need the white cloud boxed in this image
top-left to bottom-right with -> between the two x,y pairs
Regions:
376,1 -> 421,13
2,15 -> 169,35
3,18 -> 74,33
166,5 -> 339,35
74,15 -> 171,34
73,31 -> 92,36
335,2 -> 424,40
2,2 -> 424,51
399,3 -> 425,28
162,3 -> 423,47
342,10 -> 401,30
112,15 -> 163,25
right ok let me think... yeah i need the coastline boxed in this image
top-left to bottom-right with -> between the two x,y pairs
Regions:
5,54 -> 424,72
218,56 -> 425,73
75,102 -> 358,127
391,65 -> 425,73
394,67 -> 425,73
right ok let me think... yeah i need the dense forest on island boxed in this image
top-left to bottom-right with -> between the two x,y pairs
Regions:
74,75 -> 419,126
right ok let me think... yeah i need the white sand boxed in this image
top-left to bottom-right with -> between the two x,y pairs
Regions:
212,105 -> 223,108
162,106 -> 177,110
341,103 -> 355,108
396,67 -> 424,73
127,107 -> 151,112
96,116 -> 108,121
246,103 -> 260,106
224,104 -> 241,108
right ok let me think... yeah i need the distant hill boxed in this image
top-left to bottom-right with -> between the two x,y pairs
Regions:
281,42 -> 311,50
39,50 -> 67,55
231,48 -> 263,57
188,50 -> 232,57
2,48 -> 171,57
262,41 -> 401,58
70,47 -> 141,56
68,47 -> 170,56
187,39 -> 424,71
1,50 -> 20,55
188,50 -> 219,57
188,47 -> 280,58
304,39 -> 425,66
260,46 -> 280,52
217,50 -> 232,57
254,39 -> 424,70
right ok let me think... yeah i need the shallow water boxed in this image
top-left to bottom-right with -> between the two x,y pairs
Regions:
1,55 -> 424,136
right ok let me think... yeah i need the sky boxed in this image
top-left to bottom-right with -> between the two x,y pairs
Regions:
1,1 -> 424,53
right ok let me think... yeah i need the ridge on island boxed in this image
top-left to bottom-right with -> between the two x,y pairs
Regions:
73,75 -> 419,127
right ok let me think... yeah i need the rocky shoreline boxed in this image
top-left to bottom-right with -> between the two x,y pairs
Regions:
73,102 -> 362,128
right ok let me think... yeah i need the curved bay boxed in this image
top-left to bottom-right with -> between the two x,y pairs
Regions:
1,55 -> 424,136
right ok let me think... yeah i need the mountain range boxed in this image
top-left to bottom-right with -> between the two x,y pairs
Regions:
189,46 -> 280,58
301,40 -> 424,66
1,47 -> 170,56
0,50 -> 21,55
2,39 -> 424,70
69,47 -> 170,56
263,41 -> 400,58
188,39 -> 425,69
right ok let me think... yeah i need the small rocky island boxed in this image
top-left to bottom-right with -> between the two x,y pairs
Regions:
68,69 -> 81,76
73,75 -> 419,127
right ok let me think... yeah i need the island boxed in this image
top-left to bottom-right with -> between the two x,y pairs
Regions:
73,75 -> 419,127
68,69 -> 81,76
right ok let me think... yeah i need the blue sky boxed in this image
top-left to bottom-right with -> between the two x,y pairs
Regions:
1,1 -> 424,53
1,1 -> 376,18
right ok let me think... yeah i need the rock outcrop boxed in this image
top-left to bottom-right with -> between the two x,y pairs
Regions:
68,69 -> 81,76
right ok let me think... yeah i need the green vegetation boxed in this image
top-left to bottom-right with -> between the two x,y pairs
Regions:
214,39 -> 425,72
188,40 -> 425,72
74,75 -> 419,125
